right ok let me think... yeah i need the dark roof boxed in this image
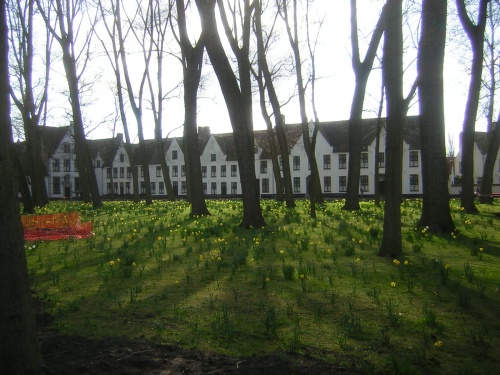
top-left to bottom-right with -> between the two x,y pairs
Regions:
88,134 -> 123,167
318,115 -> 420,152
149,138 -> 172,164
214,133 -> 238,161
131,139 -> 157,166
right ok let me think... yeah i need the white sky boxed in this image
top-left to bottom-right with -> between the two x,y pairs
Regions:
39,0 -> 486,155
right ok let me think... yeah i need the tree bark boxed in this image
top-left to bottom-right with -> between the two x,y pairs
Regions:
417,0 -> 455,233
456,0 -> 489,213
195,0 -> 265,227
479,115 -> 500,203
0,2 -> 43,370
378,0 -> 405,258
343,0 -> 386,211
177,0 -> 209,216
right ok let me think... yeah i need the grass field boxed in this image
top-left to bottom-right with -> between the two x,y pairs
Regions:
25,198 -> 500,374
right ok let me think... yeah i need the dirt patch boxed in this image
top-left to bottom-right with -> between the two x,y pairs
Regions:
37,303 -> 364,374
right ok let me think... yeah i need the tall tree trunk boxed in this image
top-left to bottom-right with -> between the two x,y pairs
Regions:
479,112 -> 500,203
12,146 -> 35,213
196,0 -> 265,228
343,0 -> 386,211
0,2 -> 43,370
378,0 -> 405,258
177,0 -> 209,216
374,87 -> 385,207
456,0 -> 489,213
417,0 -> 455,233
62,53 -> 102,208
276,117 -> 295,207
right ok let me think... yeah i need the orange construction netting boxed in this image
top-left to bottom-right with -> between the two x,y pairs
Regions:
22,211 -> 93,241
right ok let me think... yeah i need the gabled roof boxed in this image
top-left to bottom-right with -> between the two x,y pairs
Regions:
149,138 -> 172,164
131,139 -> 157,166
40,125 -> 71,157
318,115 -> 421,152
88,134 -> 123,167
213,133 -> 238,161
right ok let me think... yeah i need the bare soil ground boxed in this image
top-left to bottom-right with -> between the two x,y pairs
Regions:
37,302 -> 364,375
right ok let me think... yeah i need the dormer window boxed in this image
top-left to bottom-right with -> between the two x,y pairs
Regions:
172,150 -> 178,160
211,153 -> 216,162
63,143 -> 70,153
119,153 -> 125,162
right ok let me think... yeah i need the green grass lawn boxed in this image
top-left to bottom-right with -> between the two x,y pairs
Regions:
25,198 -> 500,374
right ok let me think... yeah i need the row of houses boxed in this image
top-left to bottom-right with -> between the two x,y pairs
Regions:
14,116 -> 500,200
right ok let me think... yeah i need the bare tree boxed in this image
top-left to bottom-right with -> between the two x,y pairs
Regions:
479,0 -> 500,204
8,0 -> 52,210
96,0 -> 141,202
378,0 -> 412,257
116,0 -> 156,205
456,0 -> 490,213
36,0 -> 102,208
146,0 -> 177,201
195,0 -> 266,228
279,0 -> 323,217
343,0 -> 386,211
174,0 -> 210,216
417,0 -> 455,233
0,1 -> 43,370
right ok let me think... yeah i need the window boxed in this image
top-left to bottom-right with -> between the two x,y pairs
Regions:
211,153 -> 216,162
120,167 -> 124,178
293,156 -> 300,170
260,160 -> 268,173
106,168 -> 111,179
156,166 -> 161,177
52,177 -> 61,194
293,177 -> 301,193
378,152 -> 385,168
339,176 -> 347,192
361,153 -> 368,168
126,182 -> 130,194
173,181 -> 178,194
324,176 -> 331,192
107,183 -> 111,194
63,159 -> 71,172
202,166 -> 207,178
211,182 -> 217,194
159,181 -> 164,194
63,143 -> 70,153
410,174 -> 419,191
409,151 -> 419,167
476,177 -> 482,184
323,155 -> 331,170
221,182 -> 227,195
211,166 -> 217,177
172,150 -> 178,160
360,175 -> 369,192
114,182 -> 118,194
113,167 -> 118,179
151,182 -> 156,194
172,166 -> 178,177
262,178 -> 269,193
231,182 -> 237,194
96,160 -> 101,168
119,153 -> 125,162
52,159 -> 60,172
221,165 -> 226,177
231,164 -> 237,177
120,182 -> 124,195
127,167 -> 131,178
140,166 -> 144,177
140,181 -> 146,194
181,181 -> 187,194
339,154 -> 346,169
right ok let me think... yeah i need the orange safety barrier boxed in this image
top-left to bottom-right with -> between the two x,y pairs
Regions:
22,211 -> 93,241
